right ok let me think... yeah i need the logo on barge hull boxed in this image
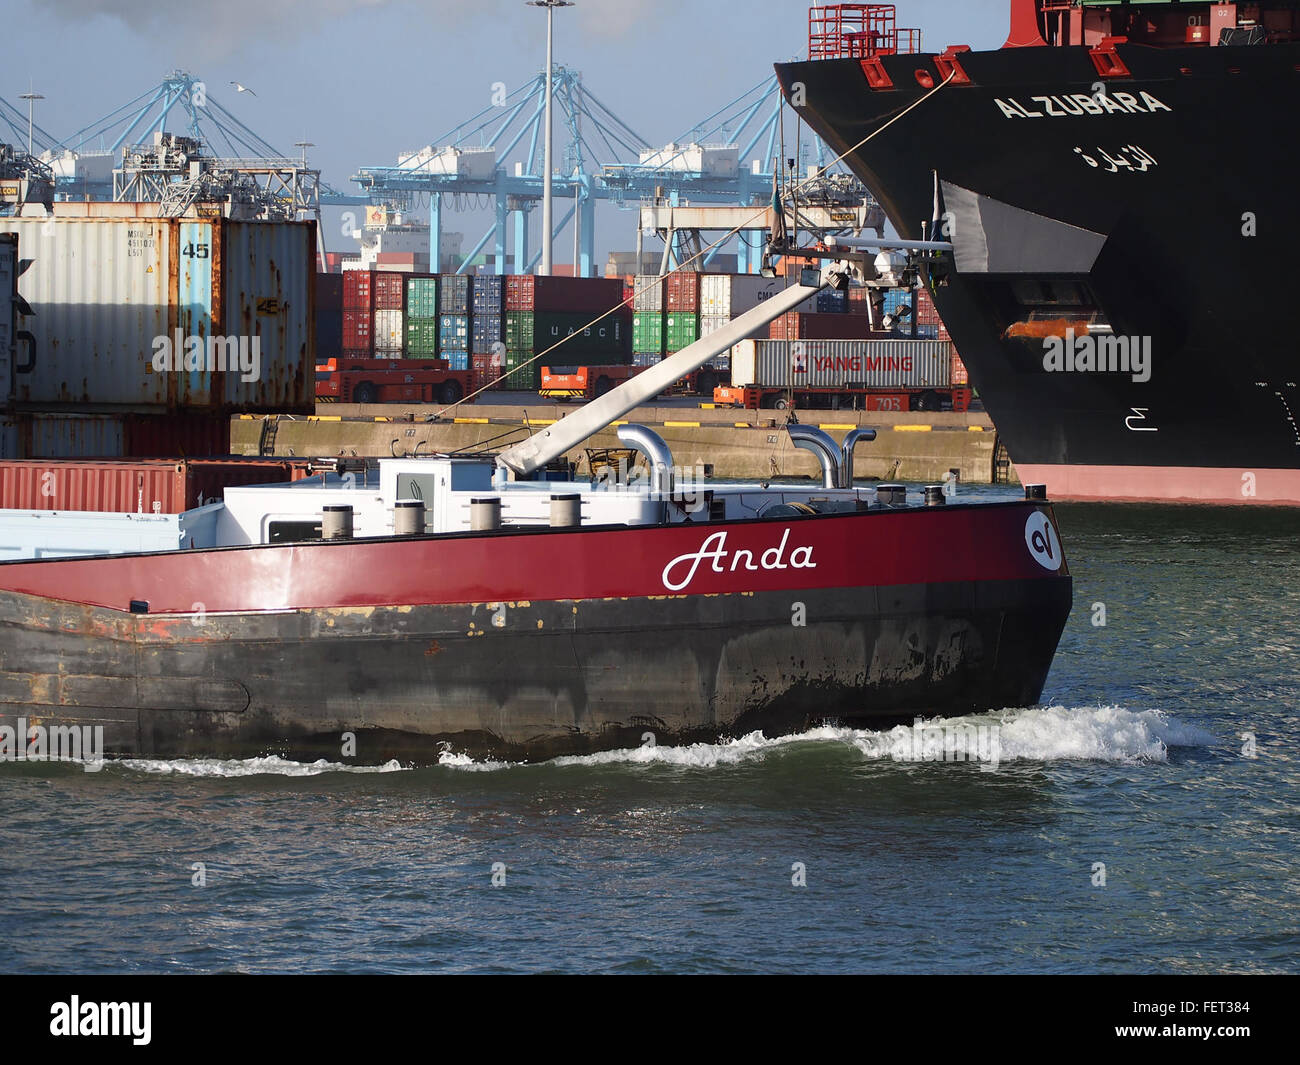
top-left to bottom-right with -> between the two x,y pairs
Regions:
662,528 -> 816,592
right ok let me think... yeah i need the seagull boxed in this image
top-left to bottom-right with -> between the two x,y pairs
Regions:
229,81 -> 257,96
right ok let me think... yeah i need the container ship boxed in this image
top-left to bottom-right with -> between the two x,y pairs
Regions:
0,262 -> 1072,764
778,1 -> 1300,504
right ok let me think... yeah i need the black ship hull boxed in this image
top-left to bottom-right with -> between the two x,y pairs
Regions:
779,41 -> 1300,503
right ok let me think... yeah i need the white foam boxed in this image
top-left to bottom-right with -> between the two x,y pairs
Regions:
440,705 -> 1217,771
118,755 -> 409,778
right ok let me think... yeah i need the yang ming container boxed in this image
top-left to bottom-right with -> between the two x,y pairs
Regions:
731,339 -> 953,390
0,217 -> 316,413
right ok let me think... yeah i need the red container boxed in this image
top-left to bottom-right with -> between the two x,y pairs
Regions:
343,271 -> 373,311
665,271 -> 701,312
315,273 -> 343,310
504,275 -> 624,313
769,312 -> 884,341
0,457 -> 315,514
124,413 -> 232,458
472,351 -> 503,394
343,310 -> 374,352
951,349 -> 969,386
373,271 -> 406,310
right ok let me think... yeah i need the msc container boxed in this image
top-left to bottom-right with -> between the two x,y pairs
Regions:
472,275 -> 505,315
665,272 -> 700,312
439,274 -> 472,314
405,275 -> 439,319
0,216 -> 315,413
505,275 -> 623,314
343,271 -> 373,310
769,312 -> 883,342
373,309 -> 405,353
632,312 -> 664,354
1,232 -> 15,402
373,271 -> 406,311
731,339 -> 953,390
405,319 -> 439,356
343,310 -> 373,353
665,312 -> 699,353
633,274 -> 664,312
0,457 -> 314,514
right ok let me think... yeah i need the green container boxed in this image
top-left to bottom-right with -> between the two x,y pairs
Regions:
633,312 -> 664,355
405,276 -> 439,319
404,318 -> 439,356
505,311 -> 534,351
503,350 -> 540,391
665,312 -> 699,354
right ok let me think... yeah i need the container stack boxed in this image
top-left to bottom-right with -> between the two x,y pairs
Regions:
438,274 -> 472,371
471,275 -> 505,357
343,271 -> 374,356
403,275 -> 440,358
632,274 -> 665,368
769,312 -> 882,342
0,215 -> 317,458
664,271 -> 700,354
315,274 -> 344,361
372,271 -> 406,355
504,276 -> 627,389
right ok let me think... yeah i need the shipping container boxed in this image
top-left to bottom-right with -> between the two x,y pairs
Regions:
445,352 -> 469,371
1,232 -> 15,403
472,275 -> 505,315
471,313 -> 504,349
951,349 -> 969,386
0,217 -> 315,413
769,312 -> 885,342
698,274 -> 794,318
632,312 -> 664,354
314,273 -> 344,358
374,309 -> 405,353
816,289 -> 848,314
631,351 -> 661,369
343,310 -> 373,353
731,339 -> 953,390
505,311 -> 533,351
6,410 -> 233,460
502,352 -> 539,390
665,272 -> 700,313
472,350 -> 503,393
665,312 -> 699,353
343,270 -> 373,310
405,275 -> 439,319
373,271 -> 406,310
439,314 -> 470,351
505,275 -> 623,314
405,318 -> 439,356
315,273 -> 344,310
439,274 -> 472,314
0,457 -> 314,515
531,311 -> 631,359
633,274 -> 664,312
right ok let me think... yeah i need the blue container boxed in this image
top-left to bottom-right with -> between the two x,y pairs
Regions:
472,275 -> 505,315
472,313 -> 504,348
632,351 -> 661,368
440,313 -> 470,352
446,352 -> 470,371
816,289 -> 847,313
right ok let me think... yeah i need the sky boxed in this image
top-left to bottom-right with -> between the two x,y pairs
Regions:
4,1 -> 1008,268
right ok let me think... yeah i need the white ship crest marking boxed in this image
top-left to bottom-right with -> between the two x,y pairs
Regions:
662,527 -> 816,592
995,91 -> 1172,119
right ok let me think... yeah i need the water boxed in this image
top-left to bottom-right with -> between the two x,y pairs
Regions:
2,493 -> 1297,973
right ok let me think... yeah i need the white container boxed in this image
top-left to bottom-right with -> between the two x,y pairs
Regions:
731,339 -> 953,390
373,309 -> 405,353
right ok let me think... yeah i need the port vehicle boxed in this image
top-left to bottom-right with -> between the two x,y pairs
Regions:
316,357 -> 474,405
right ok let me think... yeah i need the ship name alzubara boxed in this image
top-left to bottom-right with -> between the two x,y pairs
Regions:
996,91 -> 1172,119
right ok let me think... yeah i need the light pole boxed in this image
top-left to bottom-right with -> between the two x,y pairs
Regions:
527,0 -> 573,276
19,90 -> 44,157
